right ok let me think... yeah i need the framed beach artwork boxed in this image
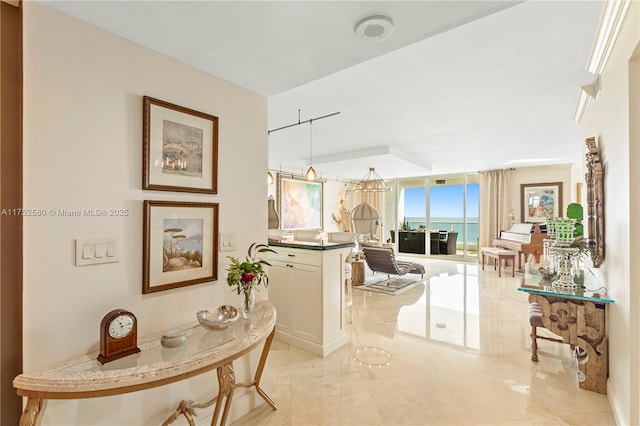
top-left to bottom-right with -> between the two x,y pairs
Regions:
277,175 -> 323,230
142,96 -> 218,194
143,200 -> 218,294
521,182 -> 563,223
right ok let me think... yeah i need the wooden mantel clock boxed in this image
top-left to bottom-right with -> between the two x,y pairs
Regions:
97,309 -> 141,364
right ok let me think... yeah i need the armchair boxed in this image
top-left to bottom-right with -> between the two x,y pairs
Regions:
430,231 -> 440,254
351,202 -> 380,240
361,246 -> 425,280
439,231 -> 458,255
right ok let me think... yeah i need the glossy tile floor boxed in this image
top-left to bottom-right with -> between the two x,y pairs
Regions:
234,258 -> 614,425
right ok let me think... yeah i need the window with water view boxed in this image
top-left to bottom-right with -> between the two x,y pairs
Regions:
398,175 -> 479,257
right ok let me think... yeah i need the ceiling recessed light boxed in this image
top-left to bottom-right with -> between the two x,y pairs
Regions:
355,15 -> 394,42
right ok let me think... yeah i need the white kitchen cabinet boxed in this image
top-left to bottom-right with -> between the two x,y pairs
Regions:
268,242 -> 353,357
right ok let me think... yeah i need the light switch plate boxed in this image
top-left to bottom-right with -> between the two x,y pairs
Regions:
106,242 -> 117,257
219,232 -> 236,252
75,238 -> 119,266
82,244 -> 93,259
94,243 -> 105,258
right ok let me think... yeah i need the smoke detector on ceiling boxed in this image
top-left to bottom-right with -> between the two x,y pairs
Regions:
355,15 -> 394,42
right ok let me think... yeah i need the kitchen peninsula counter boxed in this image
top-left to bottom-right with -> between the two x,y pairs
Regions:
267,239 -> 354,356
268,239 -> 355,251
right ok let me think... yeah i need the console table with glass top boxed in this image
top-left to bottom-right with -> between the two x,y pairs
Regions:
518,264 -> 613,394
13,301 -> 277,426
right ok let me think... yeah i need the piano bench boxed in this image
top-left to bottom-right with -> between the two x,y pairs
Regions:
481,247 -> 516,277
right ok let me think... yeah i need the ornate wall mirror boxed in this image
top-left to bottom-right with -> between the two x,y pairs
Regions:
585,137 -> 604,267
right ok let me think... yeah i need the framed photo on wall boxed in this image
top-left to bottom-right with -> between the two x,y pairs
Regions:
143,96 -> 218,193
521,182 -> 563,223
277,174 -> 323,230
143,200 -> 219,294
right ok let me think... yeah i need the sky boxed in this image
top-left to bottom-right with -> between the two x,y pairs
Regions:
404,184 -> 479,218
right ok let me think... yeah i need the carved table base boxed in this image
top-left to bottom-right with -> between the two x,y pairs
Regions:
15,302 -> 278,426
163,328 -> 277,426
528,293 -> 608,394
19,397 -> 42,426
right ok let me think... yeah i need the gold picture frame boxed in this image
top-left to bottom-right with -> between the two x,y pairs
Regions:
143,96 -> 218,193
521,182 -> 563,223
143,200 -> 219,294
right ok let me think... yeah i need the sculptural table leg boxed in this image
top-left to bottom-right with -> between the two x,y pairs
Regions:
528,294 -> 608,394
577,340 -> 608,394
575,304 -> 608,394
160,363 -> 236,426
162,328 -> 277,426
210,362 -> 236,426
210,328 -> 278,424
19,397 -> 43,426
236,327 -> 277,410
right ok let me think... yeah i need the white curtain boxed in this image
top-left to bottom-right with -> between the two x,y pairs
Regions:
478,169 -> 513,263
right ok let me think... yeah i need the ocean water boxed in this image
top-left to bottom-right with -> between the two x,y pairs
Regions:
402,217 -> 479,244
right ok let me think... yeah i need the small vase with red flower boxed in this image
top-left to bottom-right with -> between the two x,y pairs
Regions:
226,243 -> 275,319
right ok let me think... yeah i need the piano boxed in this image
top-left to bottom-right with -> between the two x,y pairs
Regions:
491,223 -> 549,269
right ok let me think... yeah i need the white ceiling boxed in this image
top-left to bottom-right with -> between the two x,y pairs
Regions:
42,0 -> 603,180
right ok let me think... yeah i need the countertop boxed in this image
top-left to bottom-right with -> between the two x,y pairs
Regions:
268,239 -> 355,251
13,302 -> 276,397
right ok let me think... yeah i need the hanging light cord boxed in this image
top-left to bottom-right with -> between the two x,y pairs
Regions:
268,109 -> 336,182
309,119 -> 313,166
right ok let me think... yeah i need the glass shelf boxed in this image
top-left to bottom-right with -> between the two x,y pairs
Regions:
518,263 -> 614,304
16,303 -> 272,387
13,301 -> 278,426
69,305 -> 266,374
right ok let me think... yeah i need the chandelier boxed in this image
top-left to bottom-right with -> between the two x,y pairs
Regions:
349,168 -> 391,193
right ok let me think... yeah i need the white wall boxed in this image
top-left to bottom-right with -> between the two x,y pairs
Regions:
322,179 -> 349,232
22,3 -> 268,424
580,2 -> 639,424
511,164 -> 574,223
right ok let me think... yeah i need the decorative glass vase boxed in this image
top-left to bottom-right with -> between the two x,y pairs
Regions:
241,288 -> 255,319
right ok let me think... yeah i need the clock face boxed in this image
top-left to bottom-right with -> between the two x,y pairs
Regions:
108,314 -> 135,339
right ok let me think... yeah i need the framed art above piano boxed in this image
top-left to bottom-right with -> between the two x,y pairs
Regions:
520,182 -> 563,223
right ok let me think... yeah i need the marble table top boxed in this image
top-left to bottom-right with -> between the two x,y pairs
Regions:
14,301 -> 276,398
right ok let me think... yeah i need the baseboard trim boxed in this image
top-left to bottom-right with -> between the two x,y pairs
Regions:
194,388 -> 267,425
274,330 -> 348,357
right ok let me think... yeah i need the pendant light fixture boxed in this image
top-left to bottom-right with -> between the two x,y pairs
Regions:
305,120 -> 317,181
349,167 -> 391,192
267,109 -> 340,182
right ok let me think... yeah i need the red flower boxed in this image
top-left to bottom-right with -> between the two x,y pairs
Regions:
241,273 -> 254,283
